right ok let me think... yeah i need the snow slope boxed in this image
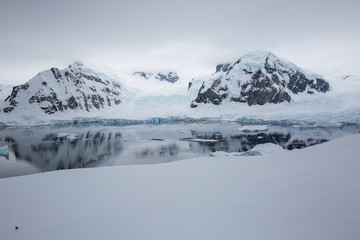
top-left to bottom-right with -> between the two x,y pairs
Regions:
1,133 -> 359,240
0,83 -> 12,100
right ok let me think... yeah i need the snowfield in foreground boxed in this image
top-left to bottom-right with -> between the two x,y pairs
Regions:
0,134 -> 359,240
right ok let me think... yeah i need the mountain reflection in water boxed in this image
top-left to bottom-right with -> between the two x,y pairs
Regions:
0,122 -> 359,178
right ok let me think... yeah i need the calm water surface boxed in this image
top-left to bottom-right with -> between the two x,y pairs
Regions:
0,122 -> 359,178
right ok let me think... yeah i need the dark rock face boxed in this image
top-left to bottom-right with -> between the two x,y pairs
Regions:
51,68 -> 62,79
29,90 -> 63,114
191,79 -> 228,108
191,52 -> 330,108
188,82 -> 193,90
67,96 -> 78,110
215,63 -> 231,73
134,72 -> 152,79
230,70 -> 291,105
3,84 -> 29,112
156,72 -> 179,83
2,64 -> 122,115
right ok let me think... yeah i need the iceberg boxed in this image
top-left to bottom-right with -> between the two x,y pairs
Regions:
0,145 -> 9,159
209,143 -> 285,157
238,125 -> 268,132
243,143 -> 287,156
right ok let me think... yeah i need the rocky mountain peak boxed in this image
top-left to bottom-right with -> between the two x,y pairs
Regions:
1,63 -> 122,115
191,51 -> 330,108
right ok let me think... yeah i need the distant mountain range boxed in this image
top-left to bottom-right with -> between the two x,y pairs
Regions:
2,51 -> 359,125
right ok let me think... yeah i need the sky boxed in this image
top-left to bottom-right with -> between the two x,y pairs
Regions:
0,0 -> 360,85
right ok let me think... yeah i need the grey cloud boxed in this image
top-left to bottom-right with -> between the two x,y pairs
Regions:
0,0 -> 359,84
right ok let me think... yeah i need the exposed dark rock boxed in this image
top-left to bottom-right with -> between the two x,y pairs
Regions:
134,72 -> 152,79
3,106 -> 14,113
188,82 -> 193,90
91,94 -> 105,109
5,84 -> 29,103
156,72 -> 179,83
231,70 -> 291,106
134,71 -> 180,83
67,96 -> 78,109
82,92 -> 89,112
80,73 -> 106,85
310,78 -> 330,92
51,68 -> 62,79
192,79 -> 228,107
191,52 -> 330,107
216,63 -> 231,73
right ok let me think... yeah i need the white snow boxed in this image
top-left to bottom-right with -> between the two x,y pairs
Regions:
238,125 -> 268,132
0,134 -> 359,240
0,83 -> 13,100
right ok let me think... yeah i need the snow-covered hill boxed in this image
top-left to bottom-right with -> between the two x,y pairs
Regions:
190,51 -> 330,108
0,62 -> 125,123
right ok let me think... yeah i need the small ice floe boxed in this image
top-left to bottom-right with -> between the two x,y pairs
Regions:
181,138 -> 219,143
241,143 -> 285,156
238,125 -> 268,132
209,151 -> 243,157
209,143 -> 285,157
0,145 -> 9,159
56,133 -> 79,141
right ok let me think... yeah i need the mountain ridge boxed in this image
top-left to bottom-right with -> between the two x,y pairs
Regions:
1,62 -> 123,115
190,51 -> 330,108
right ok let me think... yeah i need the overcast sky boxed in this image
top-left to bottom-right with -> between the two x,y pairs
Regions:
0,0 -> 359,85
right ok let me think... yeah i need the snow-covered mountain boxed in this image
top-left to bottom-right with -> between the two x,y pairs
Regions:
189,51 -> 330,108
0,62 -> 123,117
0,51 -> 359,125
133,71 -> 179,83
